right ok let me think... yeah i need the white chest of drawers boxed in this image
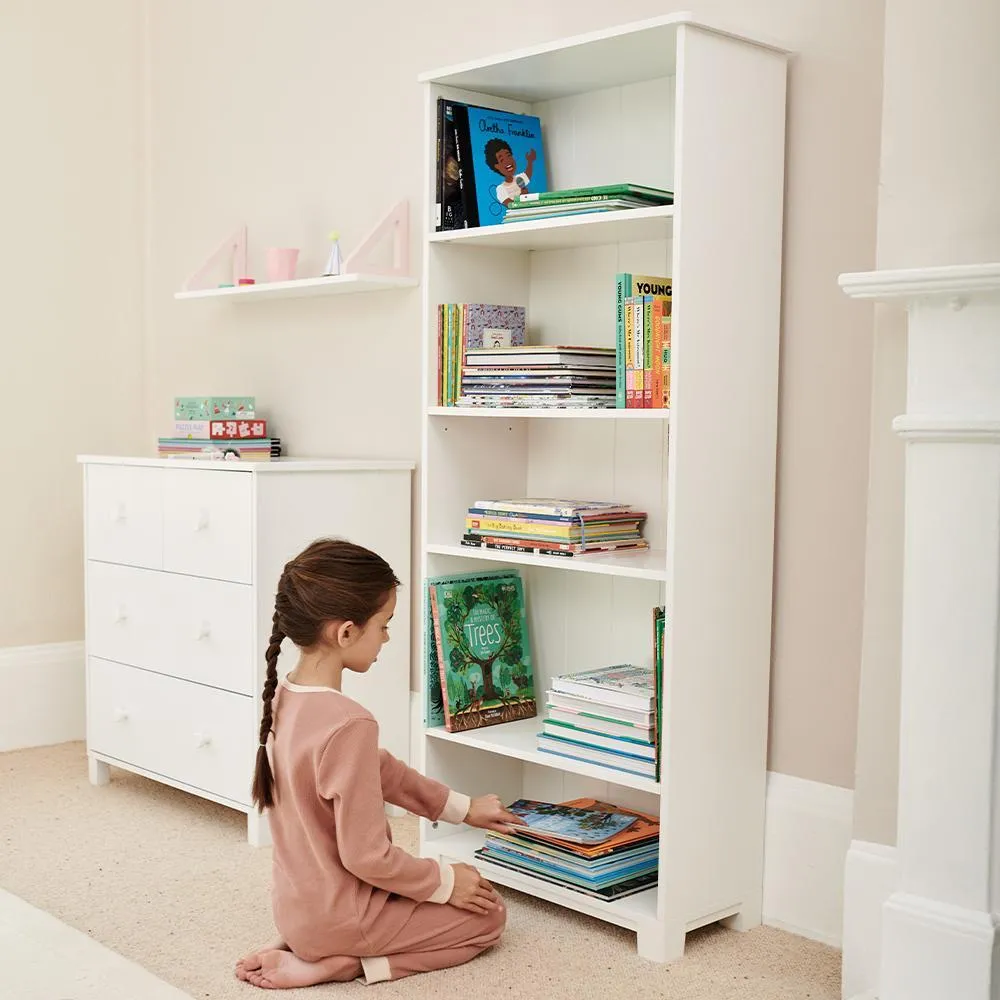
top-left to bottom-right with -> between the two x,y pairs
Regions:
79,455 -> 414,845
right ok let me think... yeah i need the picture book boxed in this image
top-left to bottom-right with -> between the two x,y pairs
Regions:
424,569 -> 516,729
457,103 -> 548,227
506,798 -> 639,845
428,571 -> 536,732
615,273 -> 671,407
436,99 -> 466,231
551,664 -> 656,710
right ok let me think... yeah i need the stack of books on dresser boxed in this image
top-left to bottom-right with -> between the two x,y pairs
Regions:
475,797 -> 659,901
461,498 -> 648,559
459,345 -> 617,409
158,396 -> 281,461
537,664 -> 658,780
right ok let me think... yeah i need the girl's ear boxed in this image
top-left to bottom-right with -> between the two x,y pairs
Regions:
334,620 -> 357,648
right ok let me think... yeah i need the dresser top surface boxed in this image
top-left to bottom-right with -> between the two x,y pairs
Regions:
77,455 -> 415,473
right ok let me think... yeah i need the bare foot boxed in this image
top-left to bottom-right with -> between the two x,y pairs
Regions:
244,949 -> 363,989
236,937 -> 287,980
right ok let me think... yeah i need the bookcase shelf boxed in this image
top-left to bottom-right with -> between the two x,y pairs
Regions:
426,542 -> 668,582
428,205 -> 674,251
433,828 -> 659,930
426,406 -> 670,421
427,719 -> 661,794
418,13 -> 788,965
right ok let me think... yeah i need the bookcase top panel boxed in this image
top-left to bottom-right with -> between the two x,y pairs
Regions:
418,12 -> 788,102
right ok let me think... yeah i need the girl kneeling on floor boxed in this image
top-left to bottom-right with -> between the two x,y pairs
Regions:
236,538 -> 522,990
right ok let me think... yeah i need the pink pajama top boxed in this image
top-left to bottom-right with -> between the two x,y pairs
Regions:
265,678 -> 470,961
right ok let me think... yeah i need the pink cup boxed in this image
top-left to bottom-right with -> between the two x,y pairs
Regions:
266,247 -> 299,282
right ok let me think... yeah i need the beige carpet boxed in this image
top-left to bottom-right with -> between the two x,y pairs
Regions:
1,743 -> 840,999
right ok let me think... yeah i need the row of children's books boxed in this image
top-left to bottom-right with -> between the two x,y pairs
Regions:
616,273 -> 672,409
475,797 -> 659,902
437,303 -> 526,406
503,183 -> 673,224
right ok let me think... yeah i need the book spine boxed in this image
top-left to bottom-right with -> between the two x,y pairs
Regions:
625,295 -> 635,408
452,103 -> 478,228
663,314 -> 672,408
650,298 -> 663,409
633,299 -> 644,406
615,273 -> 628,408
435,98 -> 444,232
428,585 -> 454,730
643,295 -> 653,408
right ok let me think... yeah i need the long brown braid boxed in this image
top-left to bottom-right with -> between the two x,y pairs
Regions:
250,538 -> 400,812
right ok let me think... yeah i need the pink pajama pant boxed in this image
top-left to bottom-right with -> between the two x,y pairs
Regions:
308,896 -> 507,985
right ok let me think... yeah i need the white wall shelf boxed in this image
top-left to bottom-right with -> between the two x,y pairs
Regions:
173,273 -> 417,302
418,13 -> 789,964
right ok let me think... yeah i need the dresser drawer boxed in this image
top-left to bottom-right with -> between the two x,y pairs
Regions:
86,465 -> 162,569
162,469 -> 253,583
88,657 -> 254,806
86,562 -> 255,695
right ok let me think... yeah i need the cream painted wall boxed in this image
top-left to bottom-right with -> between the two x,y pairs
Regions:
0,1 -> 144,647
142,0 -> 882,788
851,0 -> 1000,843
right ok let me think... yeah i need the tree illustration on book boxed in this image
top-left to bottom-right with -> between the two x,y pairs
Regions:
437,575 -> 536,732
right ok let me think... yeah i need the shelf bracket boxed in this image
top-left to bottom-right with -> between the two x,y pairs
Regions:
181,226 -> 248,291
343,201 -> 410,278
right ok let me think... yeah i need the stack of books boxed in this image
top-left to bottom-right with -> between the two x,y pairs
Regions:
437,303 -> 526,406
461,498 -> 648,559
158,396 -> 281,461
537,664 -> 658,780
504,183 -> 673,224
475,797 -> 659,901
459,345 -> 617,409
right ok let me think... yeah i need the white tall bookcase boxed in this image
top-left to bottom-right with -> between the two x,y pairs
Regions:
417,14 -> 788,962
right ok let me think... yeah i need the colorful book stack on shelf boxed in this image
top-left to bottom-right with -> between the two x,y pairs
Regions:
159,396 -> 281,461
504,183 -> 673,224
616,273 -> 672,409
475,798 -> 660,901
424,569 -> 537,734
537,657 -> 663,781
461,345 -> 617,409
437,303 -> 526,406
462,498 -> 648,559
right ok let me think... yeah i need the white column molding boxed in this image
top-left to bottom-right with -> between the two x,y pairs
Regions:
841,262 -> 1000,1000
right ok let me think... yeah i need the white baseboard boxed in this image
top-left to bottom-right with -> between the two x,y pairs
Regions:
409,693 -> 852,947
0,641 -> 85,752
762,772 -> 854,947
842,840 -> 899,999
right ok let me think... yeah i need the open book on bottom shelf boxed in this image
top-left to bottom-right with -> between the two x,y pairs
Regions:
474,797 -> 659,902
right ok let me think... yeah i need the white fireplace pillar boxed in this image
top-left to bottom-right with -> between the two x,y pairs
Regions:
841,263 -> 1000,1000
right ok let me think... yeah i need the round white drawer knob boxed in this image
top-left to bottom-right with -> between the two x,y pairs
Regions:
196,621 -> 211,640
114,606 -> 128,624
195,509 -> 210,531
112,708 -> 128,723
194,733 -> 212,748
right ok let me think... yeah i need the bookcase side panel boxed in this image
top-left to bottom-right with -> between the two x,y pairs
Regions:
660,28 -> 787,927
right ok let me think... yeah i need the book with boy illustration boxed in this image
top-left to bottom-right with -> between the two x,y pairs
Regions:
475,797 -> 660,901
435,98 -> 549,229
424,569 -> 536,732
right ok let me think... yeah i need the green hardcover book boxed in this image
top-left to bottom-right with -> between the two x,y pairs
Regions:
424,569 -> 520,729
515,183 -> 673,205
431,571 -> 536,733
653,606 -> 665,780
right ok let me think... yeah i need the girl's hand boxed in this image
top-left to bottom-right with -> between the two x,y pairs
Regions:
449,863 -> 501,914
464,793 -> 527,832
